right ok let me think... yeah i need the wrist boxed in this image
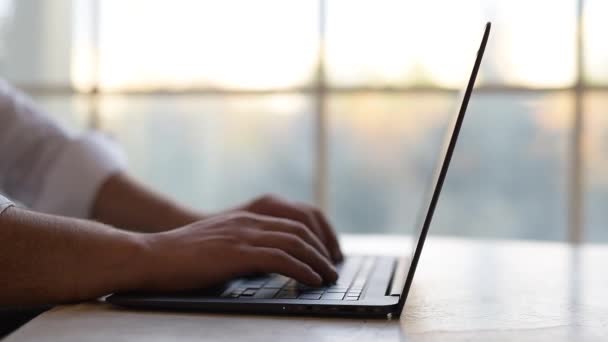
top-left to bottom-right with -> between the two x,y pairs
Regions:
112,231 -> 156,293
124,230 -> 182,292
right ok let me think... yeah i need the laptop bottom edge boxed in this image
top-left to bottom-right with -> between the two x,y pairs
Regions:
106,297 -> 401,318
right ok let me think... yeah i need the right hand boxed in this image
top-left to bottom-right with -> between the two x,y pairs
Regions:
136,212 -> 339,292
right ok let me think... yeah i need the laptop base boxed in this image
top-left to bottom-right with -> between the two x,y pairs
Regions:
107,255 -> 400,318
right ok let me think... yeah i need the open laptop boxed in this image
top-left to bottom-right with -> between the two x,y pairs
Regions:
107,22 -> 491,318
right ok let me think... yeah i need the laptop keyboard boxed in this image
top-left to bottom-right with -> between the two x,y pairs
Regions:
220,256 -> 375,301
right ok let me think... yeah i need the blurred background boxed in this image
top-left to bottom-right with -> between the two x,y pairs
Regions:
0,0 -> 607,242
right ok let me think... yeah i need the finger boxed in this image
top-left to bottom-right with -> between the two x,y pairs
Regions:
242,246 -> 323,287
272,205 -> 328,253
312,210 -> 344,262
291,203 -> 336,262
249,196 -> 331,256
256,216 -> 332,260
286,209 -> 332,261
251,231 -> 338,283
202,212 -> 333,261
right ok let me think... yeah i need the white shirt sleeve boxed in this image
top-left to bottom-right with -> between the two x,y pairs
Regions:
0,79 -> 127,218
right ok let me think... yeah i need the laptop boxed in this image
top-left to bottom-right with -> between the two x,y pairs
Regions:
107,22 -> 491,318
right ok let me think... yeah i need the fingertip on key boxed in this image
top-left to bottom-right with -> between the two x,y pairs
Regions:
311,272 -> 323,286
333,249 -> 344,263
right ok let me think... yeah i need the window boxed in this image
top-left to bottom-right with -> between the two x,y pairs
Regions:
86,0 -> 318,91
1,0 -> 606,242
326,0 -> 577,88
583,0 -> 608,84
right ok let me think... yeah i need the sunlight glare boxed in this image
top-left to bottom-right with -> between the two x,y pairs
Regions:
93,0 -> 318,91
71,0 -> 581,90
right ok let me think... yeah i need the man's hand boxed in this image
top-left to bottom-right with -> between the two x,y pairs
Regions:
93,175 -> 343,264
137,212 -> 338,292
228,195 -> 344,263
0,196 -> 340,306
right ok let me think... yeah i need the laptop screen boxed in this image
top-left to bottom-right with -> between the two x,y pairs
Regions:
397,23 -> 491,311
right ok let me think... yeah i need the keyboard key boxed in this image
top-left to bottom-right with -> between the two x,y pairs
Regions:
264,275 -> 290,289
241,289 -> 257,296
229,289 -> 246,297
221,287 -> 245,298
326,286 -> 348,293
299,293 -> 322,300
344,296 -> 359,301
220,287 -> 242,298
276,291 -> 299,299
220,288 -> 234,298
301,289 -> 324,294
283,279 -> 298,289
296,284 -> 318,290
280,288 -> 300,294
321,292 -> 345,300
241,281 -> 265,289
253,288 -> 279,299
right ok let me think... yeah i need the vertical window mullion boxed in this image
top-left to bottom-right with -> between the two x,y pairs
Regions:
87,0 -> 101,130
569,0 -> 585,244
314,0 -> 328,211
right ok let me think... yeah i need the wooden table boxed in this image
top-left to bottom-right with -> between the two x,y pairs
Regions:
5,235 -> 608,341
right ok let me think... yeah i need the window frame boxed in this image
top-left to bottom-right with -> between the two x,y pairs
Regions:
15,0 -> 605,243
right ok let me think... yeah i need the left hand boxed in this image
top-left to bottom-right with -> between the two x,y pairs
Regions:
228,195 -> 343,263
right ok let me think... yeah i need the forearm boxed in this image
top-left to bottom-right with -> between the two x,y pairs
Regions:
0,207 -> 147,306
92,173 -> 203,233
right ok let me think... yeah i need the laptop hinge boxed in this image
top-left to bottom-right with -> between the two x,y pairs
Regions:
388,257 -> 410,296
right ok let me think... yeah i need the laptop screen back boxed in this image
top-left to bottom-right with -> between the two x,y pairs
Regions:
397,23 -> 491,312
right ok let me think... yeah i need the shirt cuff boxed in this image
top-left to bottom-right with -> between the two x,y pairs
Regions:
0,194 -> 14,216
31,132 -> 127,219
